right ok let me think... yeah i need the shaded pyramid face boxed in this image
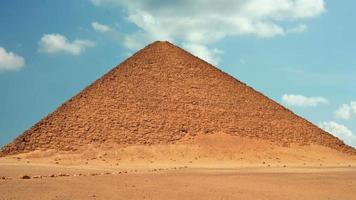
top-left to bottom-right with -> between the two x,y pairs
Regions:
1,41 -> 354,155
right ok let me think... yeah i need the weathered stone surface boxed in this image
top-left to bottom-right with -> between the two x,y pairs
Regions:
1,41 -> 355,155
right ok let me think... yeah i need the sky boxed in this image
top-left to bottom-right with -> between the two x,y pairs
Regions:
0,0 -> 355,148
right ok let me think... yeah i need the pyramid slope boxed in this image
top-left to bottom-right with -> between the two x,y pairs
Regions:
1,41 -> 355,156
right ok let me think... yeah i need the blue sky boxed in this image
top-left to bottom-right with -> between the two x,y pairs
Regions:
0,0 -> 355,147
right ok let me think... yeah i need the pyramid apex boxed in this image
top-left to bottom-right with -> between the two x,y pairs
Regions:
147,40 -> 174,48
151,40 -> 171,44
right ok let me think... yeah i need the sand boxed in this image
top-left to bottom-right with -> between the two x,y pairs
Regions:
2,134 -> 356,168
1,162 -> 356,200
1,134 -> 356,199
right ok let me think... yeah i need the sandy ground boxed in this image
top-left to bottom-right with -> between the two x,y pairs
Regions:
0,162 -> 356,200
3,134 -> 356,168
1,135 -> 356,200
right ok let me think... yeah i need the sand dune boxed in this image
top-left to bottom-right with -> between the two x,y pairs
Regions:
2,134 -> 355,170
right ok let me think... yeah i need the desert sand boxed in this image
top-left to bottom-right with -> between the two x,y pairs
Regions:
1,161 -> 356,200
1,134 -> 356,199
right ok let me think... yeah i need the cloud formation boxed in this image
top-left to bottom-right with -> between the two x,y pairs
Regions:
91,0 -> 325,65
286,24 -> 308,34
282,94 -> 328,107
0,47 -> 25,71
92,22 -> 113,33
351,101 -> 356,113
334,101 -> 356,120
39,34 -> 95,55
334,104 -> 352,120
182,43 -> 223,65
319,121 -> 356,147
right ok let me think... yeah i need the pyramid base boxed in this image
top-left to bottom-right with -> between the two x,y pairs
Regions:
1,133 -> 355,169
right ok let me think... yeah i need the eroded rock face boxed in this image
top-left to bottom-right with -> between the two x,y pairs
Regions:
1,41 -> 355,155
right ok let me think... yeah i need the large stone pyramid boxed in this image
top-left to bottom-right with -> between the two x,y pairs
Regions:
1,41 -> 354,156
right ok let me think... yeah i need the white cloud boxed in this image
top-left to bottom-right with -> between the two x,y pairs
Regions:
182,43 -> 223,65
0,47 -> 25,71
319,121 -> 356,147
92,22 -> 113,33
350,101 -> 356,114
39,34 -> 95,55
334,104 -> 352,120
334,101 -> 356,120
287,24 -> 308,34
92,0 -> 325,65
282,94 -> 328,107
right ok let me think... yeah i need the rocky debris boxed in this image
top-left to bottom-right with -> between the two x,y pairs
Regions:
5,166 -> 189,181
1,41 -> 355,156
20,175 -> 31,179
57,173 -> 70,177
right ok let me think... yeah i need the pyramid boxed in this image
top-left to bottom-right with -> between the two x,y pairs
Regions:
1,41 -> 355,156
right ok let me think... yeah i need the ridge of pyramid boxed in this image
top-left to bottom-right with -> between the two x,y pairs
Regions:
1,41 -> 355,156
